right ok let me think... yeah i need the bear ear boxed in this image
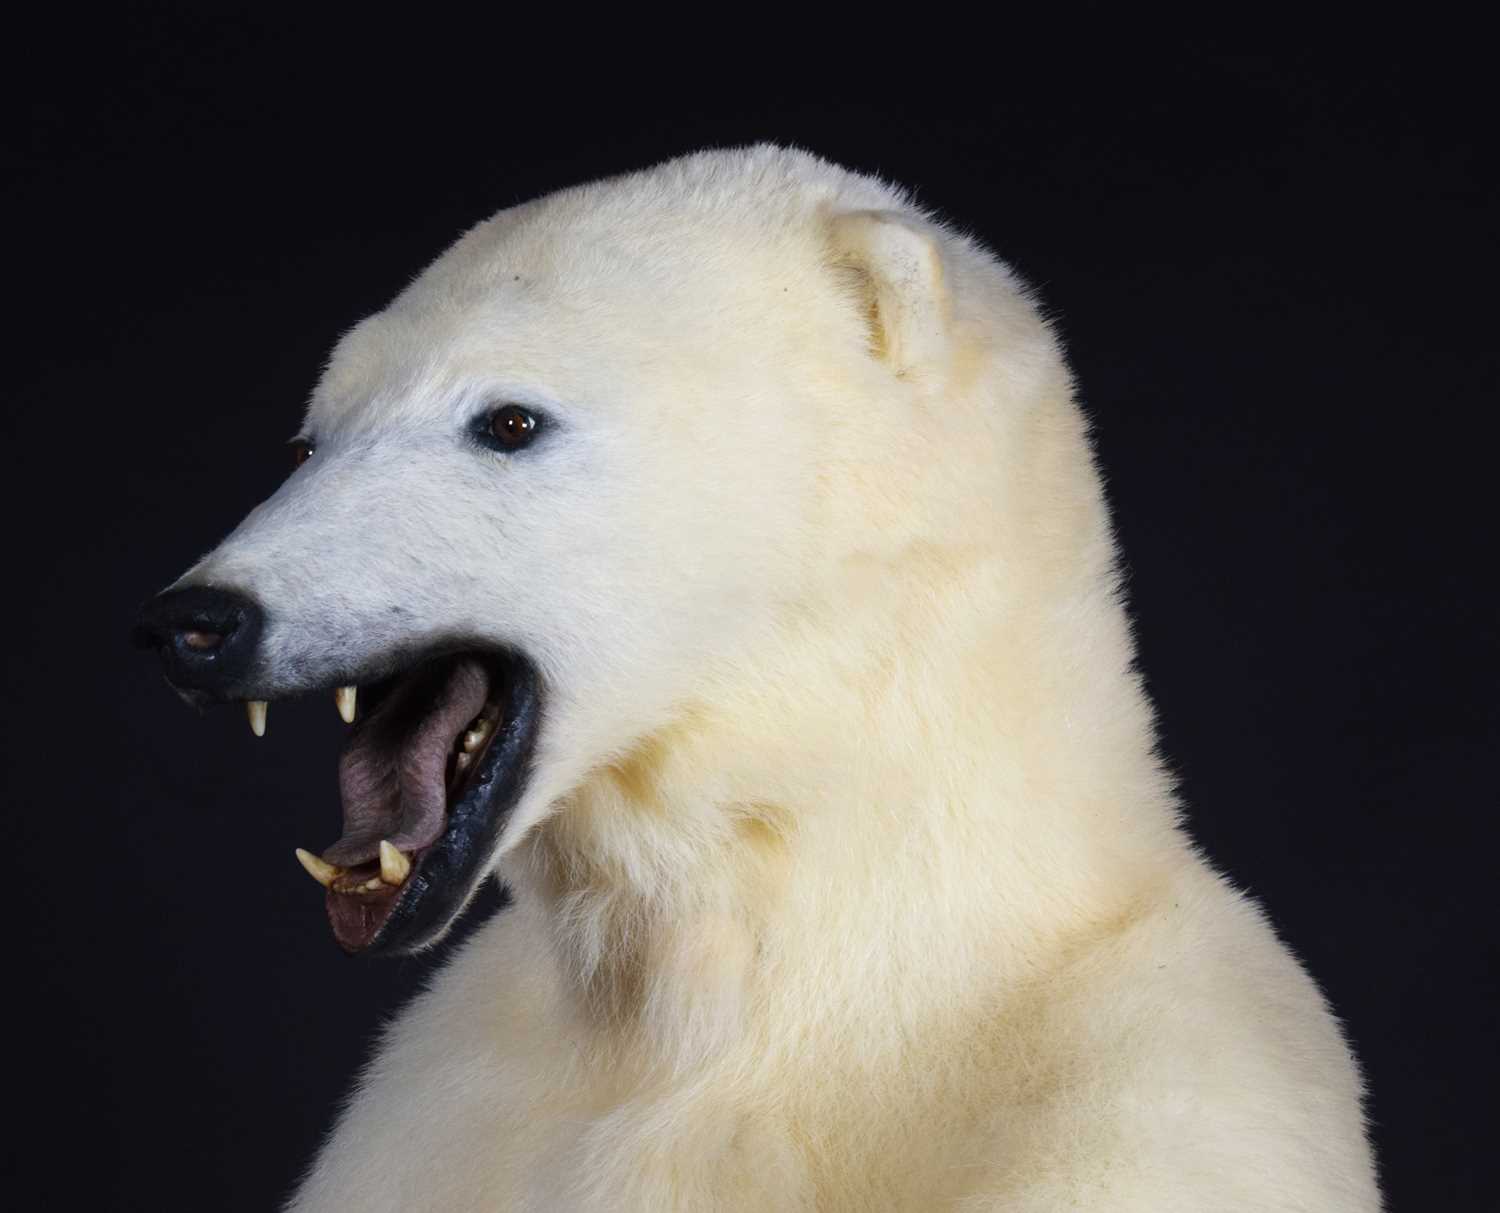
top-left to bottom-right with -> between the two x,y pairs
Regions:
828,210 -> 950,379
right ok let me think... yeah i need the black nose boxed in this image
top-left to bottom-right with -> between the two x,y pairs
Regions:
132,586 -> 264,698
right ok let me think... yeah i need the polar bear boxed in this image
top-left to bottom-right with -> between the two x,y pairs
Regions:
133,145 -> 1382,1211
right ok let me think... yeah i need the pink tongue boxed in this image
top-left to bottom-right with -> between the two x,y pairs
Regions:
323,657 -> 491,866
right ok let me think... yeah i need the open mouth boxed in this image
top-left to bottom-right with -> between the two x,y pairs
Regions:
285,649 -> 541,955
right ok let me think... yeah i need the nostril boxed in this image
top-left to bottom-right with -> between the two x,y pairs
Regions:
132,585 -> 264,696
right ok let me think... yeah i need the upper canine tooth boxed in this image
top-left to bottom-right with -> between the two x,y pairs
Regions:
246,700 -> 268,737
294,847 -> 342,888
334,685 -> 357,724
462,727 -> 486,753
378,840 -> 411,886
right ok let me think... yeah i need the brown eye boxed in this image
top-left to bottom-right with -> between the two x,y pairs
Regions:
289,438 -> 314,469
488,404 -> 538,450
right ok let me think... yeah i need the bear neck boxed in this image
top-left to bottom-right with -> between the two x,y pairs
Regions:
520,402 -> 1185,1069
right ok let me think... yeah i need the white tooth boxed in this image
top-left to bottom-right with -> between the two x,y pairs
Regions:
360,877 -> 384,892
462,728 -> 485,753
334,685 -> 357,724
455,751 -> 472,771
246,700 -> 268,737
379,840 -> 411,886
294,847 -> 342,888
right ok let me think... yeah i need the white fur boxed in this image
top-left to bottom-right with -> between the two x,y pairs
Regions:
183,146 -> 1380,1210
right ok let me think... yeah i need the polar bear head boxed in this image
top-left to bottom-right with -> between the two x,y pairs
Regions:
134,146 -> 1069,954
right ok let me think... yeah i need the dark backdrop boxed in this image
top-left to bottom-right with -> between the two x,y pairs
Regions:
4,15 -> 1494,1211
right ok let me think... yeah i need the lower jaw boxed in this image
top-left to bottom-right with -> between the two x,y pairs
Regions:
325,650 -> 543,956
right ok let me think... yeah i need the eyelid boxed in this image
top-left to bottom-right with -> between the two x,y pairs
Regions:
481,400 -> 548,423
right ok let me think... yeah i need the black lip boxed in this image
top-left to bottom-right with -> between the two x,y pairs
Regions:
337,651 -> 542,956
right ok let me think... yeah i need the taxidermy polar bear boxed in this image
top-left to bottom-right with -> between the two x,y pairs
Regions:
134,145 -> 1381,1210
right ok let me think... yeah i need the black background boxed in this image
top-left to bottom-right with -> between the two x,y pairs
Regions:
4,14 -> 1495,1211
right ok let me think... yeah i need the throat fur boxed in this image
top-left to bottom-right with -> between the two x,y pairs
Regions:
527,714 -> 793,1063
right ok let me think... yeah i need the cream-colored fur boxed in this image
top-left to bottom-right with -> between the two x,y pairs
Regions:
211,146 -> 1379,1210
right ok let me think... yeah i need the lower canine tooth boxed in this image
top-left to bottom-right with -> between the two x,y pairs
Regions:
294,847 -> 342,888
334,685 -> 357,724
378,839 -> 411,886
455,752 -> 472,771
246,700 -> 268,737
